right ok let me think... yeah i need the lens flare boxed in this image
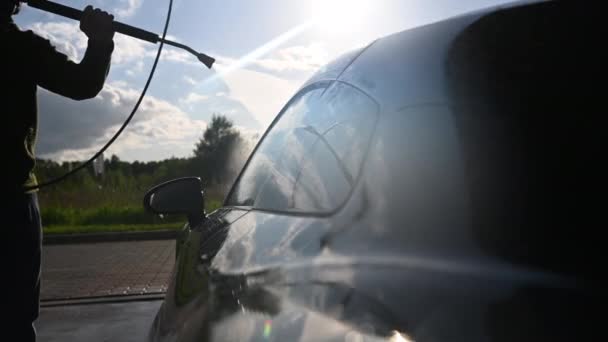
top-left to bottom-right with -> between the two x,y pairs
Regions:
263,320 -> 273,339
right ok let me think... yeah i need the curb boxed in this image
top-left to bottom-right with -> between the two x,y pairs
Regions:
41,293 -> 165,307
43,230 -> 180,245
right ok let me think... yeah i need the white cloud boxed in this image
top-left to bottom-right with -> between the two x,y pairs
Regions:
125,60 -> 145,76
210,42 -> 329,79
38,81 -> 207,162
180,92 -> 209,105
177,84 -> 262,130
114,0 -> 143,18
253,43 -> 329,73
183,76 -> 198,85
103,112 -> 207,161
27,20 -> 154,67
160,48 -> 199,66
27,21 -> 87,61
112,34 -> 151,65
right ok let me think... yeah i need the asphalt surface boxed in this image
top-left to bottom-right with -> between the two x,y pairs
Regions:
37,240 -> 176,341
42,240 -> 175,300
37,300 -> 163,342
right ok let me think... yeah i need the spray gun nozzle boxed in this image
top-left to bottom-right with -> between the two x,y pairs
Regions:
198,53 -> 216,69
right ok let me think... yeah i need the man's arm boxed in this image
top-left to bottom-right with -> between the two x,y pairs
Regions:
36,6 -> 115,100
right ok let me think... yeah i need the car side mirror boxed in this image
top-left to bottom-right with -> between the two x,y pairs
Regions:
143,177 -> 206,227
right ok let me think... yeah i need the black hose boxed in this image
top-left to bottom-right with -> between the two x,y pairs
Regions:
24,0 -> 174,191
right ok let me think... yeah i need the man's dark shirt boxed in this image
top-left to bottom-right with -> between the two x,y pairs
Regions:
1,19 -> 113,192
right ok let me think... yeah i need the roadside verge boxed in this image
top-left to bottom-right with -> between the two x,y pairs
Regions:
43,230 -> 180,245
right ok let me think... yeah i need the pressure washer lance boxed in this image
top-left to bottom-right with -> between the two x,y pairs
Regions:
20,0 -> 207,191
23,0 -> 215,68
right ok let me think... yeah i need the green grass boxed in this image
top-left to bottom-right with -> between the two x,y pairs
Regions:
41,199 -> 224,235
41,199 -> 223,225
44,223 -> 184,235
41,206 -> 180,226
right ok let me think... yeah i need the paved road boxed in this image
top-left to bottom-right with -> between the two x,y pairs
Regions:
37,300 -> 162,342
42,240 -> 175,300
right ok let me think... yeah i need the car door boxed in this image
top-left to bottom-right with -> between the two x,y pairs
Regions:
148,207 -> 248,342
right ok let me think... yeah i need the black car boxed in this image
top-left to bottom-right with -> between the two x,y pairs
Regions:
145,1 -> 600,341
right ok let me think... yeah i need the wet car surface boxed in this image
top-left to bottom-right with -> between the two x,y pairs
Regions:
145,2 -> 601,341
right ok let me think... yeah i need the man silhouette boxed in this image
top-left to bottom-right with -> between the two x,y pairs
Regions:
1,1 -> 114,340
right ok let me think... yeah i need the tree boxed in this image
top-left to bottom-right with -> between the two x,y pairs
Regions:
192,114 -> 241,185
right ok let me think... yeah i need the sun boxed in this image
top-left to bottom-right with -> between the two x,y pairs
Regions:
310,0 -> 371,35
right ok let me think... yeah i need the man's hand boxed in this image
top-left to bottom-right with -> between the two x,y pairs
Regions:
80,5 -> 114,43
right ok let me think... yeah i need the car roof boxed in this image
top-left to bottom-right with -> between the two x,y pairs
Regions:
300,0 -> 545,112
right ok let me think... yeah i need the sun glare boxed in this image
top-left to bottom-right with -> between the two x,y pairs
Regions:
311,0 -> 371,34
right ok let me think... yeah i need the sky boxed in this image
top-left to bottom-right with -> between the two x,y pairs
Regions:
14,0 -> 517,162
